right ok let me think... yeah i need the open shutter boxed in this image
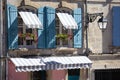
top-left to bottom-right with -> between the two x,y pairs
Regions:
7,4 -> 18,49
38,7 -> 46,48
73,8 -> 82,48
38,6 -> 56,48
112,7 -> 120,46
45,7 -> 56,48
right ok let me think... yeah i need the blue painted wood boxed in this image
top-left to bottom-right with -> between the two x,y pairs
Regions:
7,4 -> 18,49
68,76 -> 79,80
37,6 -> 56,48
73,8 -> 82,48
113,7 -> 120,46
38,7 -> 46,48
45,6 -> 56,48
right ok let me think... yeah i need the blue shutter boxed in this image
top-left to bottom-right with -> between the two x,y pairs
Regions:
38,7 -> 46,48
45,7 -> 56,48
7,4 -> 18,49
112,7 -> 120,46
73,8 -> 82,48
38,6 -> 56,48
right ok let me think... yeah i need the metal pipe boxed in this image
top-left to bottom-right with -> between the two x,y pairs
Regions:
0,0 -> 8,80
5,0 -> 8,80
84,0 -> 89,56
0,0 -> 3,80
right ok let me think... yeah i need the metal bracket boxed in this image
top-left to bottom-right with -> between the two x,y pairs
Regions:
87,13 -> 103,23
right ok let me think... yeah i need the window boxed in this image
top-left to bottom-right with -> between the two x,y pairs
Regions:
18,15 -> 38,48
56,7 -> 73,47
18,7 -> 38,48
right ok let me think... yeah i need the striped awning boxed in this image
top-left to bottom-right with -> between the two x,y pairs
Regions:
10,58 -> 45,72
19,11 -> 43,29
10,56 -> 92,72
56,13 -> 78,29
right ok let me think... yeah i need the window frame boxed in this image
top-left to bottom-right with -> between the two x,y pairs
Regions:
55,7 -> 74,48
18,6 -> 38,49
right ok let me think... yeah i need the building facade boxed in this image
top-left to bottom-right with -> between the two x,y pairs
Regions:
1,0 -> 120,80
86,0 -> 120,80
6,0 -> 92,80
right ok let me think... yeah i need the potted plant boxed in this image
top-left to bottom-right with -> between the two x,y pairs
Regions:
25,33 -> 35,40
56,34 -> 68,40
18,33 -> 35,40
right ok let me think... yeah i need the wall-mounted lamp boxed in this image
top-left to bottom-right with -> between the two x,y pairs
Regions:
98,16 -> 108,31
87,13 -> 108,31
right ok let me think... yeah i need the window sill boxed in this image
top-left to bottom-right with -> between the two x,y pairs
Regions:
54,47 -> 78,55
19,48 -> 28,51
8,47 -> 78,56
55,47 -> 77,52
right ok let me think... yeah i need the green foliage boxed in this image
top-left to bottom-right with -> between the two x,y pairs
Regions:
56,34 -> 68,40
19,33 -> 35,39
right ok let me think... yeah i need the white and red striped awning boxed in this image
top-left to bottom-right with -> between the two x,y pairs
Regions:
10,56 -> 92,72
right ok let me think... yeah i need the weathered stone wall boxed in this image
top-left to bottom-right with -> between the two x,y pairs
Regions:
6,0 -> 120,54
86,0 -> 120,54
6,0 -> 83,56
7,0 -> 78,9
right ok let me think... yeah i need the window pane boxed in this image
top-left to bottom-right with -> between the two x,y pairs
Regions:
18,27 -> 23,45
62,28 -> 68,34
26,28 -> 32,33
18,13 -> 24,26
56,38 -> 60,45
18,37 -> 23,45
63,39 -> 68,45
18,27 -> 23,33
26,40 -> 32,45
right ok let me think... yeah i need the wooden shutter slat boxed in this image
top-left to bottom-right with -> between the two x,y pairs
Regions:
112,7 -> 120,46
7,4 -> 18,49
73,8 -> 82,48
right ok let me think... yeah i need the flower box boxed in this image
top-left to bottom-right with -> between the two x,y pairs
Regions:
56,34 -> 73,40
19,33 -> 35,40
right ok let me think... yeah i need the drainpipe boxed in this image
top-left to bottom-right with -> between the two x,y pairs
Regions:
0,0 -> 8,80
84,0 -> 89,56
0,0 -> 4,80
0,0 -> 3,80
5,0 -> 8,80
